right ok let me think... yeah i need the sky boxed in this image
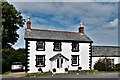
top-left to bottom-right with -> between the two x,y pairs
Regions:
6,0 -> 119,49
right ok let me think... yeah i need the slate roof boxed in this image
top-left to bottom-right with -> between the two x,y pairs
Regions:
92,46 -> 120,57
49,53 -> 69,61
24,28 -> 93,42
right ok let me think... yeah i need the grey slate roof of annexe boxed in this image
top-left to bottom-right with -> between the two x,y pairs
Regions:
92,46 -> 120,57
24,29 -> 93,42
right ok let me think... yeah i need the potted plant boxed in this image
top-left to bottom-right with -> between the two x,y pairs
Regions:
78,67 -> 82,71
64,68 -> 68,74
38,67 -> 43,73
52,68 -> 56,75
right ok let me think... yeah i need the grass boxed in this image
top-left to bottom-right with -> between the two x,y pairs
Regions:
24,72 -> 53,78
68,70 -> 100,74
3,71 -> 11,75
8,70 -> 119,78
24,70 -> 101,78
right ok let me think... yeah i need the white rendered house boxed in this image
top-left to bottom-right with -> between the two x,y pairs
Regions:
24,17 -> 93,73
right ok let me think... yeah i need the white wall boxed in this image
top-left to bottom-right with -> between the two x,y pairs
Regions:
92,57 -> 119,69
28,41 -> 90,73
79,43 -> 90,70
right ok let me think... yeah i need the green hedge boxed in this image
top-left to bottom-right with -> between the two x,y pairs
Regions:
115,63 -> 120,71
94,58 -> 114,71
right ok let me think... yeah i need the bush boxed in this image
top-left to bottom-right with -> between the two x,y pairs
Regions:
94,58 -> 114,71
53,68 -> 56,72
115,63 -> 120,71
38,67 -> 43,73
78,67 -> 82,70
2,48 -> 26,73
94,60 -> 107,71
65,68 -> 68,71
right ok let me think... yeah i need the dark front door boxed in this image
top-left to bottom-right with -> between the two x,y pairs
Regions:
57,58 -> 63,68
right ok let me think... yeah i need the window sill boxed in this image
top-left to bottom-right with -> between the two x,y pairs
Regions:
35,65 -> 45,67
53,49 -> 62,51
71,64 -> 79,66
36,49 -> 45,51
72,50 -> 79,52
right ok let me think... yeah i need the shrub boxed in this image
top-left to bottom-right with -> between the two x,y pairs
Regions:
65,68 -> 68,71
2,48 -> 25,74
94,60 -> 107,71
53,68 -> 56,72
78,67 -> 82,70
115,63 -> 120,71
38,67 -> 43,73
94,58 -> 114,71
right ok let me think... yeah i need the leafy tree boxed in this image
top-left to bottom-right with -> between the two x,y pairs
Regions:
94,58 -> 107,71
2,48 -> 26,73
94,58 -> 114,71
2,2 -> 25,49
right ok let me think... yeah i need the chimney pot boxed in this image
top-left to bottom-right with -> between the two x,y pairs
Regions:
27,16 -> 31,29
78,22 -> 84,33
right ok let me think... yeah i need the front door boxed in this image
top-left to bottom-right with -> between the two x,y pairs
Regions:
57,58 -> 63,68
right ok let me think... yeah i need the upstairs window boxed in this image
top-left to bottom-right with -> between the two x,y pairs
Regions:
35,55 -> 45,67
53,42 -> 61,51
36,41 -> 45,51
72,42 -> 79,52
71,55 -> 79,66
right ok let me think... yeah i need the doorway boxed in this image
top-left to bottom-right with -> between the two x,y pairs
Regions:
57,58 -> 63,68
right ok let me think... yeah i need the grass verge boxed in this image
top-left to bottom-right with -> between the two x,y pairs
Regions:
3,71 -> 11,75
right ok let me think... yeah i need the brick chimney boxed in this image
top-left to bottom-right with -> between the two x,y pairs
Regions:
27,16 -> 31,29
78,22 -> 84,33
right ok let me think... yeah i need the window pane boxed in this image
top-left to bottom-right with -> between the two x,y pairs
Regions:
54,42 -> 61,50
36,55 -> 45,67
36,41 -> 44,50
72,55 -> 79,66
72,42 -> 79,51
72,56 -> 77,64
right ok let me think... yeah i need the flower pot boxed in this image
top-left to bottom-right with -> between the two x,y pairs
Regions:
52,68 -> 56,74
64,68 -> 68,74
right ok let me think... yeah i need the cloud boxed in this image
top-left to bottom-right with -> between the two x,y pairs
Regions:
7,0 -> 120,2
11,2 -> 117,18
86,18 -> 118,46
10,2 -> 118,49
12,27 -> 25,49
103,18 -> 118,29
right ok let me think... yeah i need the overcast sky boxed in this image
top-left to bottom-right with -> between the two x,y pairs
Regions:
7,0 -> 118,49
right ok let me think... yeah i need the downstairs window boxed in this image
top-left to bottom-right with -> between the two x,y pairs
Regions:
35,55 -> 45,67
71,55 -> 79,66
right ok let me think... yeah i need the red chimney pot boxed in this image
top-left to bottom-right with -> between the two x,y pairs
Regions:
27,16 -> 31,29
78,22 -> 84,33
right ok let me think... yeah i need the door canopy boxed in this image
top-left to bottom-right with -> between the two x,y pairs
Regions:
49,53 -> 69,61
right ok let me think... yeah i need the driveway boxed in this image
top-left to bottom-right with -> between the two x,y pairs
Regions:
1,72 -> 26,78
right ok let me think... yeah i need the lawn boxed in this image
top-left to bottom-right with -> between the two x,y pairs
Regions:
23,70 -> 110,78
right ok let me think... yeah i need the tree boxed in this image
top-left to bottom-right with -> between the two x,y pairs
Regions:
94,58 -> 107,71
94,58 -> 114,71
2,48 -> 26,73
2,2 -> 25,49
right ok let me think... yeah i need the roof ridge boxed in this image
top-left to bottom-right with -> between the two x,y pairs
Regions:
25,28 -> 93,42
27,28 -> 82,34
93,45 -> 120,47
